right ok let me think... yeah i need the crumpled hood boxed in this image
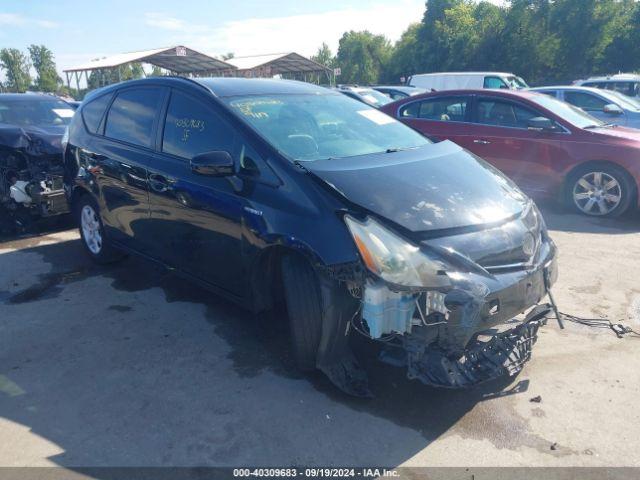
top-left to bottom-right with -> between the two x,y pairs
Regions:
305,140 -> 528,233
0,123 -> 64,156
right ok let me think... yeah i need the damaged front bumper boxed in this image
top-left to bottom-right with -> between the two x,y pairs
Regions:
360,241 -> 558,389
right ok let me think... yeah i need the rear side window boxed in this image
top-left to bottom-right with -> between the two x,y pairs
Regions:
589,81 -> 640,96
401,97 -> 468,122
564,92 -> 608,112
607,81 -> 640,97
81,93 -> 113,133
475,99 -> 539,128
105,88 -> 164,148
483,76 -> 507,89
162,89 -> 235,159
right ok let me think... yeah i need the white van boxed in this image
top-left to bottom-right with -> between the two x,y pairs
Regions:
408,72 -> 529,91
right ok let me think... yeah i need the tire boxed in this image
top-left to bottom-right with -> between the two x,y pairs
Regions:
76,195 -> 124,264
281,254 -> 323,371
566,163 -> 635,217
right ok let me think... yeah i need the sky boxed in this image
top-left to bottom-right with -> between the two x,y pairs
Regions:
0,0 -> 427,76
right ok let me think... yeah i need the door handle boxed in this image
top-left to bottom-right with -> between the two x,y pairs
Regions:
148,173 -> 170,193
473,139 -> 491,145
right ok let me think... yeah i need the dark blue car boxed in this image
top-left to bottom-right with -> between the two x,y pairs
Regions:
64,77 -> 557,396
0,93 -> 74,233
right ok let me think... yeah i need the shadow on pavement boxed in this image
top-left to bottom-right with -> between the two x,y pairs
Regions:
537,201 -> 640,234
0,235 -> 566,468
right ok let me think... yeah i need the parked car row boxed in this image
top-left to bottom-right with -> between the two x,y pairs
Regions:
4,71 -> 636,395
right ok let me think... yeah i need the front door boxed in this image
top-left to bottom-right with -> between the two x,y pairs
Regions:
465,96 -> 570,198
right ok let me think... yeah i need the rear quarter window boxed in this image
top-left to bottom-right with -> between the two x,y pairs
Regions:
81,93 -> 113,134
105,88 -> 164,148
401,97 -> 468,122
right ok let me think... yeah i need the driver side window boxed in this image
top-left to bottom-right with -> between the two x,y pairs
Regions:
162,89 -> 235,160
474,99 -> 541,129
564,92 -> 608,112
483,76 -> 507,89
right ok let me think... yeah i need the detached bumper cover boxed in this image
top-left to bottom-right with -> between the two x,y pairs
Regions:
376,241 -> 558,389
401,304 -> 551,388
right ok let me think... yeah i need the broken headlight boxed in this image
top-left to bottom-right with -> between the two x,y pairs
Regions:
344,215 -> 451,288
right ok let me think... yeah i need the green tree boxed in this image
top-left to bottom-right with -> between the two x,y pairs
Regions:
335,31 -> 392,84
0,48 -> 32,92
311,42 -> 335,68
87,61 -> 145,90
414,0 -> 464,73
149,65 -> 165,77
384,23 -> 421,83
28,44 -> 60,92
598,1 -> 640,74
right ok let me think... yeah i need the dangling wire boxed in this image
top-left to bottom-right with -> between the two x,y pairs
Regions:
546,291 -> 639,338
348,302 -> 400,343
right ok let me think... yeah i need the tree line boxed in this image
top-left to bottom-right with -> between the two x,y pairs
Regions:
0,45 -> 67,94
0,44 -> 151,97
313,0 -> 640,86
2,0 -> 638,97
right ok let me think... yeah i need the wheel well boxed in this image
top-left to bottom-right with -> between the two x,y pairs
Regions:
70,185 -> 92,212
563,160 -> 638,205
248,246 -> 317,315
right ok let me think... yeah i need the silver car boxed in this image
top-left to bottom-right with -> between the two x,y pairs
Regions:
531,86 -> 640,129
575,74 -> 640,98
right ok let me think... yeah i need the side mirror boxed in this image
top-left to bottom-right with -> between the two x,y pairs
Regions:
190,151 -> 235,177
528,117 -> 556,132
603,103 -> 623,116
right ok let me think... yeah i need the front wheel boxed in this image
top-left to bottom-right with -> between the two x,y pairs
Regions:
77,195 -> 124,264
281,255 -> 323,371
567,165 -> 635,217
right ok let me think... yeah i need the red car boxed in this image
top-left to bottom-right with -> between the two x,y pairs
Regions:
381,89 -> 640,217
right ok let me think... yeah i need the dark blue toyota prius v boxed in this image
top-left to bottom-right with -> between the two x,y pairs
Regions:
64,77 -> 557,396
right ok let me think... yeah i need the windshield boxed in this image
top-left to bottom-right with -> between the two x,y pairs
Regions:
0,98 -> 75,127
352,88 -> 393,107
506,76 -> 529,89
529,93 -> 605,129
225,93 -> 430,162
605,90 -> 640,111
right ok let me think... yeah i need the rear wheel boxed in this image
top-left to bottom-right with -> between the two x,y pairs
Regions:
567,164 -> 635,217
77,195 -> 124,264
281,254 -> 323,371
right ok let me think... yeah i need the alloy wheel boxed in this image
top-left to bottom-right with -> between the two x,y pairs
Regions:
572,171 -> 622,216
81,204 -> 103,254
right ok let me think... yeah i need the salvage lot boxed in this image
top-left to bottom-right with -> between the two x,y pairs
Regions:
0,203 -> 639,468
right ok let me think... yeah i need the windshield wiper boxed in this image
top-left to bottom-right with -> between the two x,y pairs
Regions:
385,146 -> 415,153
584,124 -> 614,130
